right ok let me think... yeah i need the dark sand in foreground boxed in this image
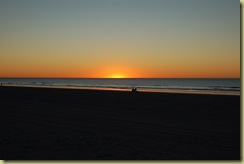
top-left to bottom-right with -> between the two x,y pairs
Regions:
0,86 -> 240,160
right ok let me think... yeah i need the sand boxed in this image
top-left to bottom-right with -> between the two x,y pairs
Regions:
0,86 -> 240,160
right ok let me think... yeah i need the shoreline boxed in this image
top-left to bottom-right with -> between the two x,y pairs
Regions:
1,84 -> 240,96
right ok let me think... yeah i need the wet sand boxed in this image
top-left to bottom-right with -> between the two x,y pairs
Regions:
0,86 -> 240,160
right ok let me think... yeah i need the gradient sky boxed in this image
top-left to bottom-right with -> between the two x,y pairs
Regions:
0,0 -> 240,78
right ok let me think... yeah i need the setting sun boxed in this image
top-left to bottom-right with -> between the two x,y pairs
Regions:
107,74 -> 127,78
95,65 -> 138,78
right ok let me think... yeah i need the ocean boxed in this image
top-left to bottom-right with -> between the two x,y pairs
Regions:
0,78 -> 240,95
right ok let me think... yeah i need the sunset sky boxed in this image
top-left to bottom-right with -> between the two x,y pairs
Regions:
0,0 -> 240,78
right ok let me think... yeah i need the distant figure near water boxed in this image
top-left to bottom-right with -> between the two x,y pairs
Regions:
131,87 -> 137,92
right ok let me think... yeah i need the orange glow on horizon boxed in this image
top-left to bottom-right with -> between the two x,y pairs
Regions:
89,65 -> 143,78
107,74 -> 127,78
0,62 -> 240,78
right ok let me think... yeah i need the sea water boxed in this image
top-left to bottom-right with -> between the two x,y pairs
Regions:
0,78 -> 240,95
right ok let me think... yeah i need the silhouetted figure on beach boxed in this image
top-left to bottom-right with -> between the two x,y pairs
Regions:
131,87 -> 137,92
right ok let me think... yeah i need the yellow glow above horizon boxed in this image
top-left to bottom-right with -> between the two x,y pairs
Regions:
92,65 -> 141,78
107,74 -> 127,78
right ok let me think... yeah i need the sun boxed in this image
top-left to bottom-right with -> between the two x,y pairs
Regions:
107,74 -> 127,78
96,65 -> 135,78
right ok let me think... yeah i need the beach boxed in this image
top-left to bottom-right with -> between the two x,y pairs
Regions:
0,86 -> 240,160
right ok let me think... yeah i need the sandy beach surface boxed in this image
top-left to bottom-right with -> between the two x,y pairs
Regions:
0,86 -> 240,160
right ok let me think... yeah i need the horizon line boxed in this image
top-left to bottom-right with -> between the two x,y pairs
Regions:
0,77 -> 240,79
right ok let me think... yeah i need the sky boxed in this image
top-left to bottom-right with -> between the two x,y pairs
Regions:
0,0 -> 240,78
